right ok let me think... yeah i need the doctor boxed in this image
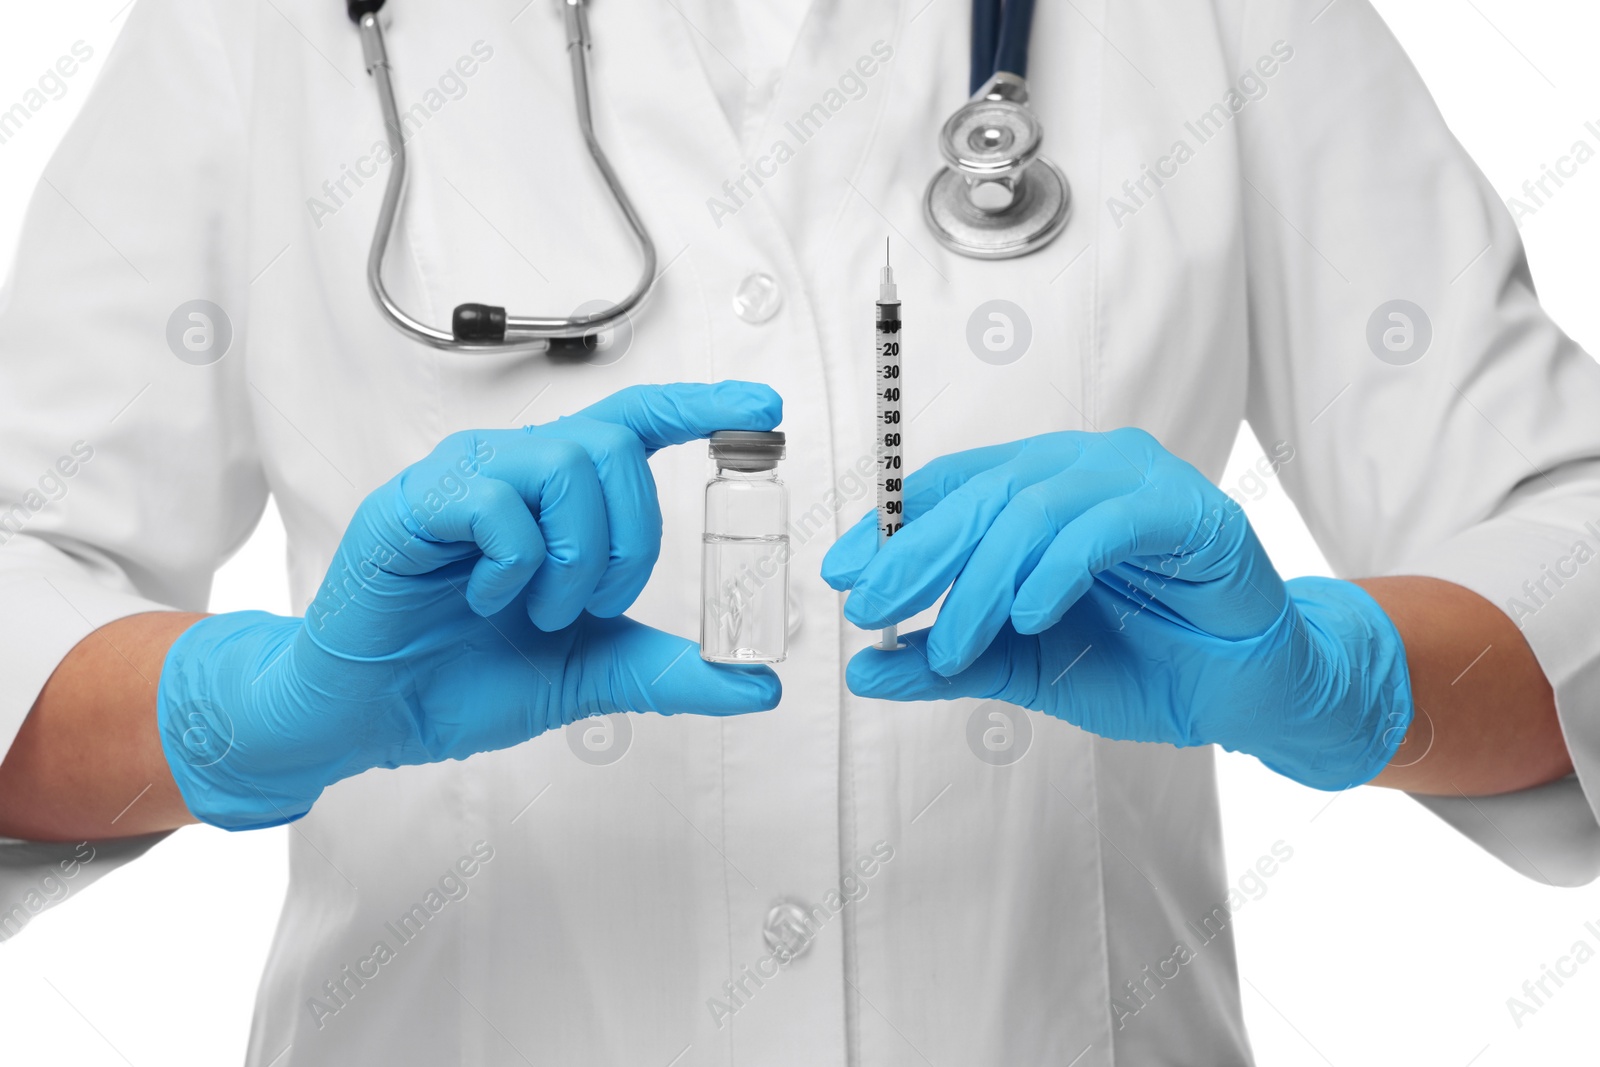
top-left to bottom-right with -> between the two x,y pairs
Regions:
1,0 -> 1598,1064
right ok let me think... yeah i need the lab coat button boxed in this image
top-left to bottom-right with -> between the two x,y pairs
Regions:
733,273 -> 782,324
762,900 -> 816,960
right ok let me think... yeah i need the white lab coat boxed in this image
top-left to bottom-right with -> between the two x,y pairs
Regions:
3,1 -> 1600,1064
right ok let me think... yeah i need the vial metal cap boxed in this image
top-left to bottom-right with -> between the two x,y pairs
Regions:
709,430 -> 786,471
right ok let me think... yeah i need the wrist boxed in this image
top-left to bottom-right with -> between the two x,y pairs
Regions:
1257,577 -> 1414,790
156,610 -> 310,830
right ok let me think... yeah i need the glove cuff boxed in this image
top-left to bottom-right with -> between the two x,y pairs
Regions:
156,611 -> 312,831
1261,577 -> 1415,791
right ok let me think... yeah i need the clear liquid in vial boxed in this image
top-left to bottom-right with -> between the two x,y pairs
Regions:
700,533 -> 789,663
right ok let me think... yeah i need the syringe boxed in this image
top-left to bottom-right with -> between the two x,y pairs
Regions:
875,240 -> 906,651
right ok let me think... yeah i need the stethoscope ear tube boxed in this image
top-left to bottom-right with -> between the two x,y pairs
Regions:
353,0 -> 657,352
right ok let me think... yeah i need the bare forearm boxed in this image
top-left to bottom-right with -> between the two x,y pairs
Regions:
1358,577 -> 1570,796
0,612 -> 201,841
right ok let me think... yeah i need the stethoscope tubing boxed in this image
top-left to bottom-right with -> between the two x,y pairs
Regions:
970,0 -> 1037,94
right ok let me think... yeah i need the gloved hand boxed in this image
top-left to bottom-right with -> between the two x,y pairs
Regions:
822,429 -> 1413,790
158,382 -> 783,830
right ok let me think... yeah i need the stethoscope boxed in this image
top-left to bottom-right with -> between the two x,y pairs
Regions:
346,0 -> 1065,352
924,0 -> 1070,260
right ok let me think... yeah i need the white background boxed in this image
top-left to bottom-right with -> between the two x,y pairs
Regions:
1,2 -> 1597,1064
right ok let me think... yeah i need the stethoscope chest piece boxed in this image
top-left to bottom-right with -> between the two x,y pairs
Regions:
924,72 -> 1070,260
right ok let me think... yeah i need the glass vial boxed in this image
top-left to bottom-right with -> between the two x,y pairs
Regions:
701,431 -> 789,663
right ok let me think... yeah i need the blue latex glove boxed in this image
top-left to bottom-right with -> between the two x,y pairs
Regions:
158,382 -> 783,830
822,429 -> 1413,791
